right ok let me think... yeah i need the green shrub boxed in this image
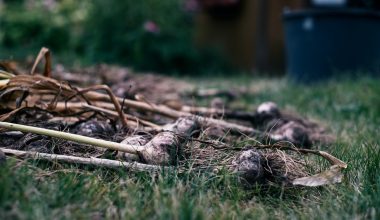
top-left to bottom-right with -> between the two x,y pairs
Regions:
0,0 -> 232,74
83,0 -> 231,74
0,0 -> 88,53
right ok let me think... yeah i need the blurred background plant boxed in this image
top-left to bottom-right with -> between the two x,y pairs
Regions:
0,0 -> 88,59
0,0 -> 232,74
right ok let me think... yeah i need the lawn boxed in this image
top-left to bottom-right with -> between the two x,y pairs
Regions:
0,75 -> 379,219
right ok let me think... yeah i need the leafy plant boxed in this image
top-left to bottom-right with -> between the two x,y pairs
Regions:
0,0 -> 88,53
0,0 -> 232,74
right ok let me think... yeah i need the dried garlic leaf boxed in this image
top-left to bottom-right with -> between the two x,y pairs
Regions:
292,165 -> 344,187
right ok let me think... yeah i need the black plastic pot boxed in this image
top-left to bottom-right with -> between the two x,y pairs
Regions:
283,9 -> 380,83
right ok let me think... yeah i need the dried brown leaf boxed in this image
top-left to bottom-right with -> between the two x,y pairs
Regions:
292,165 -> 344,186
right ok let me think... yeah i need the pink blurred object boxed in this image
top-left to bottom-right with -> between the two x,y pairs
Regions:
143,21 -> 160,34
184,0 -> 200,12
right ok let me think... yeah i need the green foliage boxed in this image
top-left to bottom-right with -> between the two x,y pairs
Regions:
0,0 -> 231,74
83,0 -> 230,74
0,0 -> 88,53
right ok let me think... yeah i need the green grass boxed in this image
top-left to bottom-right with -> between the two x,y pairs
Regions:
1,76 -> 379,219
